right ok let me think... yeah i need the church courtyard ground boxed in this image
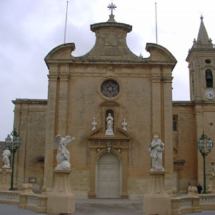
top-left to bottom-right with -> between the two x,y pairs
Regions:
0,199 -> 215,215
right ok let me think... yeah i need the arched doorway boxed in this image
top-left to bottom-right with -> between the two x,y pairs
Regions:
96,153 -> 121,198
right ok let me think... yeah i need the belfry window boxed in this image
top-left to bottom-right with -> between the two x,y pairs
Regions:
205,69 -> 213,88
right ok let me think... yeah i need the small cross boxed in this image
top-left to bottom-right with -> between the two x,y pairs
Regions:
108,2 -> 117,15
200,14 -> 203,22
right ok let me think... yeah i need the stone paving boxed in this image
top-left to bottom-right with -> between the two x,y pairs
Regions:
0,199 -> 215,215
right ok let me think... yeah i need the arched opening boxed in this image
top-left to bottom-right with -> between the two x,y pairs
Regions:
206,69 -> 213,88
96,153 -> 121,198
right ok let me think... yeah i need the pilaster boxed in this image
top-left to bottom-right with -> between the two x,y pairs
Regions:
44,73 -> 58,190
57,73 -> 70,136
195,104 -> 204,184
163,76 -> 174,188
13,104 -> 21,187
17,107 -> 29,188
88,149 -> 96,198
151,74 -> 161,135
121,149 -> 128,198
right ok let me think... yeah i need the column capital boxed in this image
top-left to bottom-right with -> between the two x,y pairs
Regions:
162,76 -> 173,83
151,76 -> 161,83
59,75 -> 70,82
47,75 -> 59,81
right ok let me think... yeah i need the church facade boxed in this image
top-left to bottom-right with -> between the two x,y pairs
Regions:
11,14 -> 215,198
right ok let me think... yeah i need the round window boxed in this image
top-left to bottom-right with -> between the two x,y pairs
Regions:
101,80 -> 120,98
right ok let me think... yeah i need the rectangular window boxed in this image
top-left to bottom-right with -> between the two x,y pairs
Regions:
173,115 -> 178,131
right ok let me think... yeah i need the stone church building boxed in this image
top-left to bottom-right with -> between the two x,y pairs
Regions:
11,12 -> 215,198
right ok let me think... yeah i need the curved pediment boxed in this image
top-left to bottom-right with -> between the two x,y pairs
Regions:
146,43 -> 177,67
45,43 -> 76,61
87,127 -> 131,140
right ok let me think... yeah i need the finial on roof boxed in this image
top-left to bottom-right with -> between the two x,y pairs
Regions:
200,15 -> 203,22
107,1 -> 117,22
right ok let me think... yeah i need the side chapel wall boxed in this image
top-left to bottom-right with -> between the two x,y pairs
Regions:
13,100 -> 47,191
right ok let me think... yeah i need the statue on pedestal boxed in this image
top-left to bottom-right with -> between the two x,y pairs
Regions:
105,113 -> 114,135
148,134 -> 164,172
121,118 -> 128,131
2,148 -> 11,168
53,135 -> 75,170
91,117 -> 97,131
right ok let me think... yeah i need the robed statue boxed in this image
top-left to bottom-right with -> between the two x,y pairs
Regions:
2,148 -> 11,168
105,113 -> 114,135
148,134 -> 164,172
53,135 -> 75,170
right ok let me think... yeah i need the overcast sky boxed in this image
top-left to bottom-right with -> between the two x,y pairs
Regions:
0,0 -> 215,140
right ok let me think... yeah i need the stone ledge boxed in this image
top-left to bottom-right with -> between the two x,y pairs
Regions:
12,99 -> 47,105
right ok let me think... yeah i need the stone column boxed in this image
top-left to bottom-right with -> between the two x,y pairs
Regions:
163,76 -> 174,189
195,104 -> 204,184
44,73 -> 58,190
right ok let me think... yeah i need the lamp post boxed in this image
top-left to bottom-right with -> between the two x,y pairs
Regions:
5,130 -> 21,190
197,132 -> 213,194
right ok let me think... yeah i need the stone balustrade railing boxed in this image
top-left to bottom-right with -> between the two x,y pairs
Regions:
199,194 -> 215,211
0,190 -> 20,204
171,196 -> 201,215
0,184 -> 47,213
19,184 -> 47,213
171,186 -> 215,215
179,198 -> 193,208
1,185 -> 215,214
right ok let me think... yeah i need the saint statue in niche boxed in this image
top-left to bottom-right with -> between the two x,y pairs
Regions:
105,113 -> 114,135
148,134 -> 164,172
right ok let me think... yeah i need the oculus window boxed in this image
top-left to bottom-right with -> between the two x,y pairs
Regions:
101,80 -> 120,98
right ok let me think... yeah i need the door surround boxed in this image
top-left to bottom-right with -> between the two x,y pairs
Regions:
87,127 -> 131,198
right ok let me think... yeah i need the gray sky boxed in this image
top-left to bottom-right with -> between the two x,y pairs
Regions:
1,0 -> 215,140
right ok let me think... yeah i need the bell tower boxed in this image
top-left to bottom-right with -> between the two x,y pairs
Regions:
186,16 -> 215,102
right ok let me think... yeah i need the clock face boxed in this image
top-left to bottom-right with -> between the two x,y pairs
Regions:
205,89 -> 215,100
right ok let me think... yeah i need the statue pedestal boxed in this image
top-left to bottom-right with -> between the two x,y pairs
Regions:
143,171 -> 171,215
47,170 -> 75,214
0,168 -> 11,190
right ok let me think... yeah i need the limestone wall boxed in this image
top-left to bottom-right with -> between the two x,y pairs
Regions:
13,99 -> 47,191
173,102 -> 197,193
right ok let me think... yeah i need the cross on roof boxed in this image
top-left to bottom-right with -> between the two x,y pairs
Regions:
108,2 -> 117,15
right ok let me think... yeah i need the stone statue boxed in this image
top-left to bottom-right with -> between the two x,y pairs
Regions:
2,148 -> 11,168
105,113 -> 114,135
91,117 -> 97,131
53,135 -> 75,170
121,118 -> 128,131
148,135 -> 164,172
